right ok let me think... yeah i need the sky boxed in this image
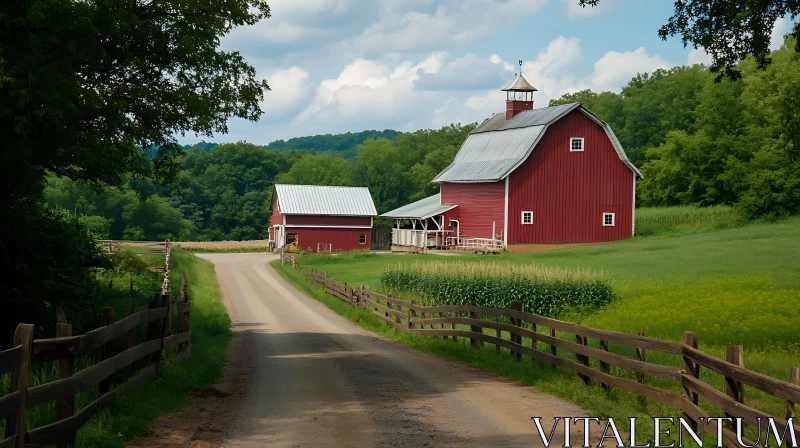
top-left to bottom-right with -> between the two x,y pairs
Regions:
181,0 -> 794,146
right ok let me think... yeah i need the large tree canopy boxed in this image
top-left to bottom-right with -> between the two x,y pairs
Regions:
580,0 -> 800,79
0,0 -> 271,336
0,0 -> 271,207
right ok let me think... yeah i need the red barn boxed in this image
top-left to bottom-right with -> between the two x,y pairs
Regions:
383,75 -> 642,252
269,184 -> 377,253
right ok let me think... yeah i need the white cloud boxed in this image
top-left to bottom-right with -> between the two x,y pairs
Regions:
770,17 -> 791,50
588,47 -> 671,91
565,0 -> 613,18
415,53 -> 511,91
259,66 -> 314,118
225,0 -> 548,65
347,1 -> 547,54
687,48 -> 712,66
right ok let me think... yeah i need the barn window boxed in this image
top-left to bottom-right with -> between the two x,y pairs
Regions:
570,137 -> 584,152
521,211 -> 533,225
359,234 -> 367,244
603,213 -> 615,227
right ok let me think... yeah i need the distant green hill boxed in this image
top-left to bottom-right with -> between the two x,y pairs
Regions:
181,129 -> 401,159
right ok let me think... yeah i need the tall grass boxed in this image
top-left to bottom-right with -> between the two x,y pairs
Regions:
381,261 -> 614,317
635,205 -> 742,236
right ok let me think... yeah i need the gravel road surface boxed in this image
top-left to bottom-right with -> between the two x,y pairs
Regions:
199,253 -> 588,448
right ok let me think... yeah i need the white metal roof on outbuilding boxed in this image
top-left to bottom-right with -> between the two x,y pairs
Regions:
432,102 -> 642,182
274,184 -> 377,216
380,193 -> 457,219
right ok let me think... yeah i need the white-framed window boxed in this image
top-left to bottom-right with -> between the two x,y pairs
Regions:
521,211 -> 533,225
359,234 -> 367,244
603,213 -> 615,227
570,137 -> 584,152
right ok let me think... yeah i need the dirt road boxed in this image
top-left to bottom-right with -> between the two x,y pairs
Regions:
199,253 -> 588,448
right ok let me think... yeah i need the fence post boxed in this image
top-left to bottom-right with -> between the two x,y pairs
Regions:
576,333 -> 591,385
161,293 -> 171,368
127,304 -> 137,350
682,331 -> 700,432
725,345 -> 744,431
469,310 -> 483,349
495,315 -> 501,356
510,302 -> 522,361
635,332 -> 647,407
599,340 -> 610,391
147,292 -> 161,367
549,328 -> 558,367
184,285 -> 192,355
6,323 -> 34,448
55,323 -> 75,448
56,308 -> 67,324
788,367 -> 799,420
99,307 -> 114,394
530,321 -> 537,360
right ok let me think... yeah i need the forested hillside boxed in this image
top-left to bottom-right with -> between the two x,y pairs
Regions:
180,129 -> 401,160
45,38 -> 800,241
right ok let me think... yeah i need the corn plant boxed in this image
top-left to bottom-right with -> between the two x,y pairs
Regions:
381,261 -> 615,317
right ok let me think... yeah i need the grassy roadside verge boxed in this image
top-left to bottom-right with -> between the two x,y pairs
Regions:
75,248 -> 231,447
270,260 -> 666,443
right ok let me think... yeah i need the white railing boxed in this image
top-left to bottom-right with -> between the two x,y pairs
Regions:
447,237 -> 504,250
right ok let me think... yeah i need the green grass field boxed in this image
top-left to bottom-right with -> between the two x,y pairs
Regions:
282,215 -> 800,445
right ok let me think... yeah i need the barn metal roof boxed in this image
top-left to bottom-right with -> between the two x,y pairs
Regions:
380,193 -> 458,219
471,103 -> 579,133
274,184 -> 377,216
433,103 -> 642,182
432,126 -> 546,183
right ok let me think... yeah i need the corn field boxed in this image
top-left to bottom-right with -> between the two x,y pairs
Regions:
635,205 -> 742,236
173,240 -> 270,252
380,261 -> 615,317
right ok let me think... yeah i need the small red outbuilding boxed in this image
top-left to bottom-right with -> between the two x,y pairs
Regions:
269,184 -> 377,253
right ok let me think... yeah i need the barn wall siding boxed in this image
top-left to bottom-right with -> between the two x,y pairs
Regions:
285,227 -> 370,252
285,215 -> 371,226
440,181 -> 505,240
269,195 -> 283,241
508,109 -> 634,244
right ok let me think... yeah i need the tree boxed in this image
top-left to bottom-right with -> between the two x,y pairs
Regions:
275,153 -> 353,186
1,0 -> 271,336
1,0 -> 271,207
579,0 -> 800,80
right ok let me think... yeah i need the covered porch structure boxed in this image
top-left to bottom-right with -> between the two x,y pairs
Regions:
381,194 -> 458,253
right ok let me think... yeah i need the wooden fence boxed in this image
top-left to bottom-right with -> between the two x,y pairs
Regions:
0,242 -> 190,448
296,263 -> 800,447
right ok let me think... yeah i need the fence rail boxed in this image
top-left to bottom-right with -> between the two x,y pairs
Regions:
0,241 -> 189,448
293,260 -> 799,447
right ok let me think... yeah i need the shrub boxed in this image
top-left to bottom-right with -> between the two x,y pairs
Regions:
380,261 -> 615,317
